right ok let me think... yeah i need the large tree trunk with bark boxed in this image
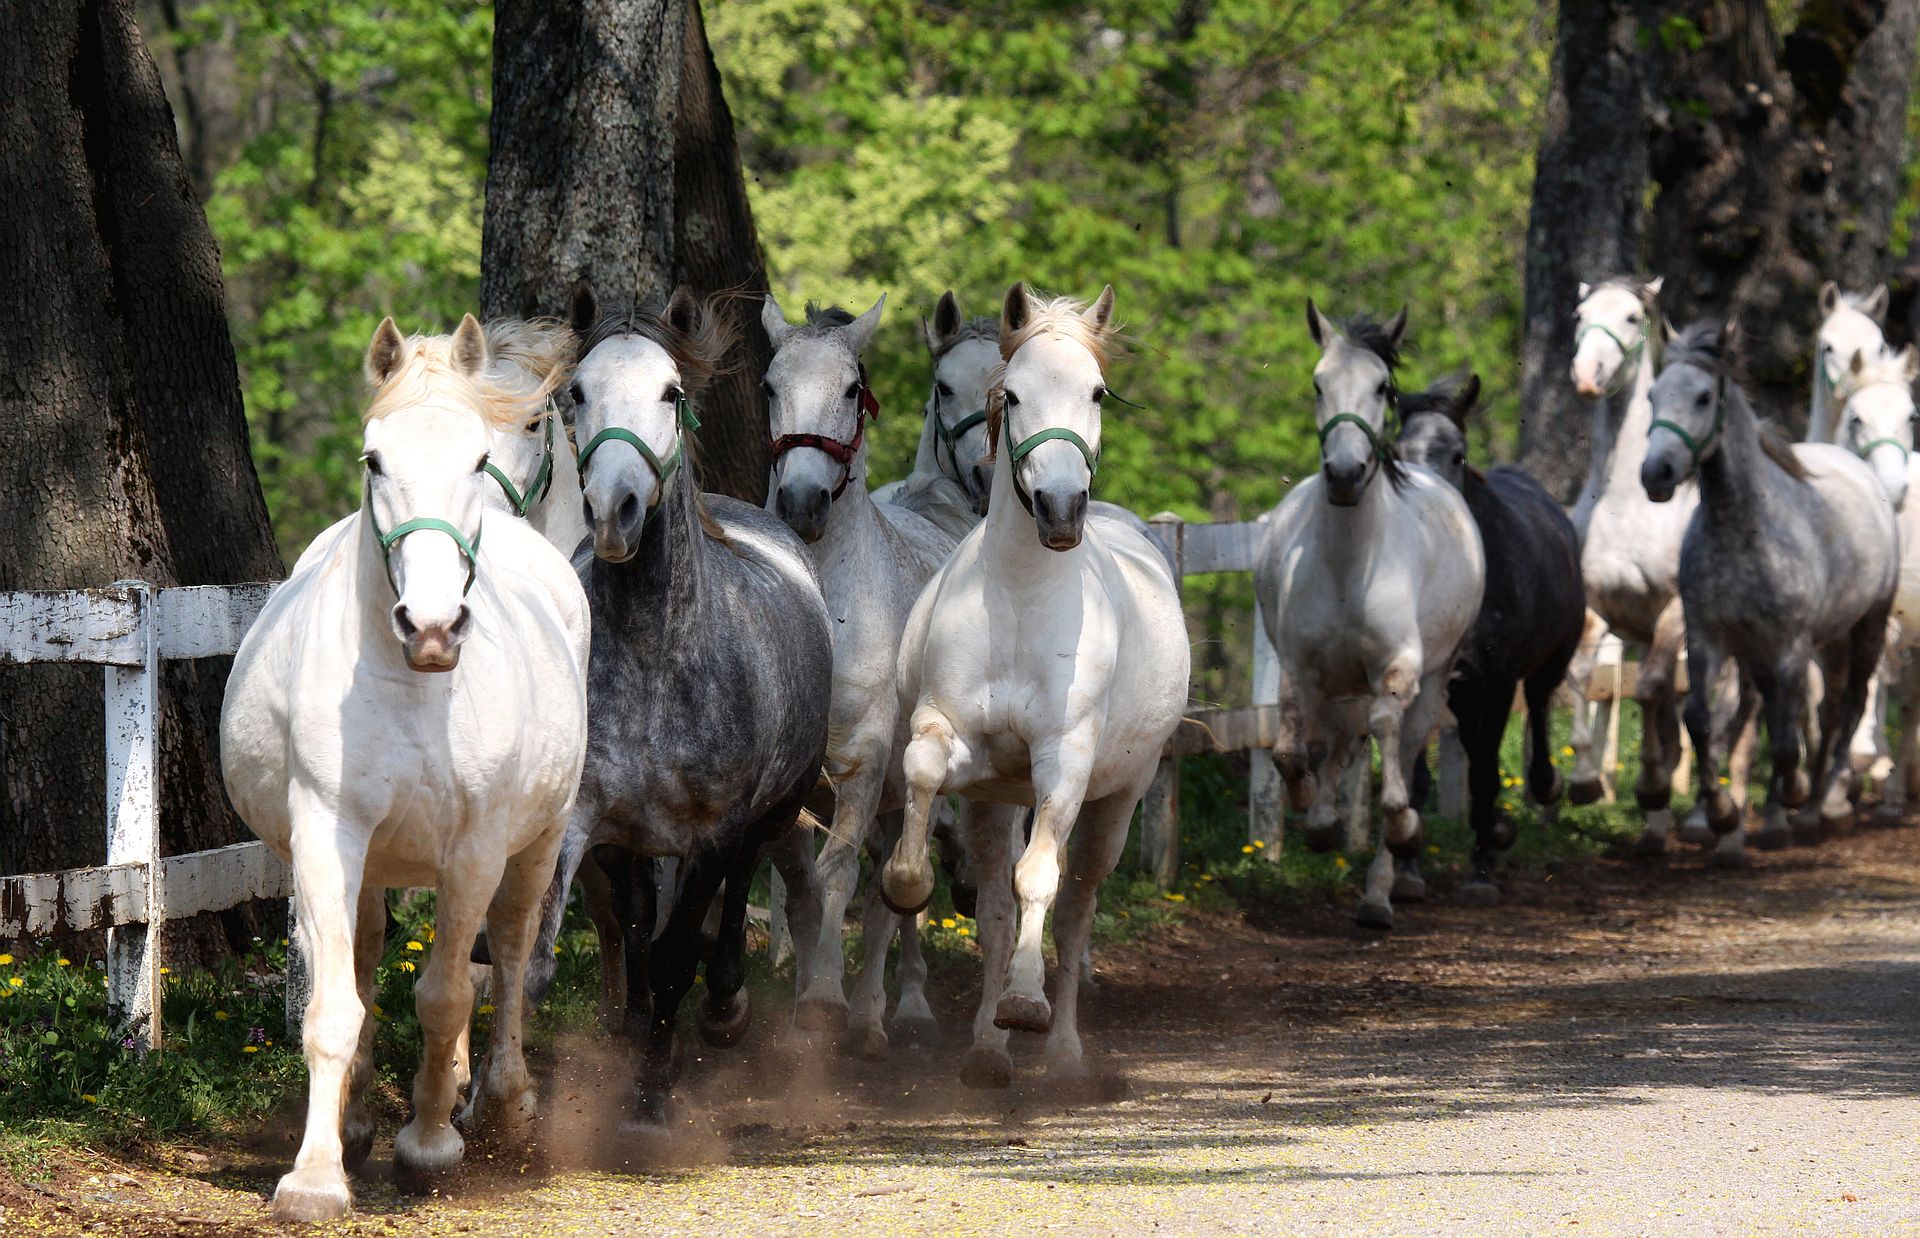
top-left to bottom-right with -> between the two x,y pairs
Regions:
483,0 -> 772,502
1643,0 -> 1914,427
1515,0 -> 1649,502
0,0 -> 280,955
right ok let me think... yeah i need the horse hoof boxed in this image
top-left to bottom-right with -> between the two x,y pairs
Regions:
1634,786 -> 1671,813
792,994 -> 847,1033
1384,807 -> 1423,856
1391,871 -> 1427,902
837,1025 -> 889,1061
1781,770 -> 1812,809
1489,814 -> 1518,852
272,1170 -> 352,1222
959,1046 -> 1013,1090
1458,879 -> 1500,908
1621,830 -> 1668,859
1752,824 -> 1792,851
1705,792 -> 1739,835
1567,777 -> 1605,806
1707,843 -> 1749,870
879,865 -> 934,917
697,990 -> 751,1049
1676,814 -> 1716,847
1302,822 -> 1341,854
342,1113 -> 375,1172
993,992 -> 1053,1034
393,1121 -> 464,1193
888,1015 -> 941,1048
1532,770 -> 1565,806
1354,899 -> 1394,932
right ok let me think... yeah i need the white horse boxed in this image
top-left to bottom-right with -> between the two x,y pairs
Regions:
760,291 -> 978,1056
222,315 -> 589,1221
1257,302 -> 1483,930
871,290 -> 995,538
1806,282 -> 1891,446
880,284 -> 1188,1086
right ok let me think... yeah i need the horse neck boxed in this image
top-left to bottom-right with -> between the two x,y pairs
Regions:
1695,390 -> 1769,533
1314,463 -> 1399,554
814,453 -> 883,562
909,396 -> 944,479
527,434 -> 588,554
1807,364 -> 1835,444
980,438 -> 1084,582
596,465 -> 709,626
1580,350 -> 1657,508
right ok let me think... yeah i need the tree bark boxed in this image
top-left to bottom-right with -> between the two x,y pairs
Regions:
1826,0 -> 1920,290
0,0 -> 280,954
483,0 -> 772,502
1643,0 -> 1904,426
1515,0 -> 1648,503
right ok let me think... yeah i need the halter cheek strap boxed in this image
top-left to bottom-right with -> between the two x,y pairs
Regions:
364,478 -> 482,598
1647,372 -> 1726,472
768,364 -> 880,501
484,400 -> 557,518
576,393 -> 701,500
931,396 -> 988,484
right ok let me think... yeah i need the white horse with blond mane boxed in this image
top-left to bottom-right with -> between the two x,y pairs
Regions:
222,315 -> 588,1221
880,283 -> 1188,1087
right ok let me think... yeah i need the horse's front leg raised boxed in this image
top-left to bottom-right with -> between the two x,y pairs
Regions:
462,824 -> 566,1143
794,751 -> 888,1035
995,747 -> 1095,1035
959,802 -> 1018,1089
880,710 -> 965,915
272,806 -> 369,1222
394,838 -> 506,1190
1630,599 -> 1688,854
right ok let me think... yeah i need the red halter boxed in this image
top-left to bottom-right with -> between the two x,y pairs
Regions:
768,364 -> 881,499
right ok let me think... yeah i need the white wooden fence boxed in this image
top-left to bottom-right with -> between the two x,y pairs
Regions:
0,580 -> 284,1051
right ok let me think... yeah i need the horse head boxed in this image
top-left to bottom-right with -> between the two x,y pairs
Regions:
990,282 -> 1116,550
1307,298 -> 1407,506
761,291 -> 886,543
923,290 -> 1002,514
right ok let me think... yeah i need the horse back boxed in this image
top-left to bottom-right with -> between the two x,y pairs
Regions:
1462,467 -> 1586,678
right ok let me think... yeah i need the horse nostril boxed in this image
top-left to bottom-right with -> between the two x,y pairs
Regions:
618,491 -> 640,527
391,604 -> 419,638
450,604 -> 472,638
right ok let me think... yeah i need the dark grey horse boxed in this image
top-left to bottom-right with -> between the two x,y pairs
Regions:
1399,375 -> 1585,902
1643,321 -> 1898,863
529,285 -> 833,1125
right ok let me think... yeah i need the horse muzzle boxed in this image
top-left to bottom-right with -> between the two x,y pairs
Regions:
773,481 -> 831,544
391,603 -> 470,672
1032,487 -> 1087,551
1639,456 -> 1680,504
1322,459 -> 1368,507
586,482 -> 651,563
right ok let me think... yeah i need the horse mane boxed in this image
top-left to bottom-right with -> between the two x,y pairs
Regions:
1398,372 -> 1470,421
365,328 -> 546,432
577,295 -> 743,543
1668,319 -> 1811,483
985,290 -> 1118,459
483,318 -> 575,400
929,316 -> 999,362
802,302 -> 857,329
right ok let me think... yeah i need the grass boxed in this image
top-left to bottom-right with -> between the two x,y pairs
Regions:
0,702 -> 1759,1176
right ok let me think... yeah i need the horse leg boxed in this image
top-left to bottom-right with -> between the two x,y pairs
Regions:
633,850 -> 727,1127
1388,668 -> 1453,907
1352,655 -> 1421,931
1564,609 -> 1611,804
887,877 -> 939,1046
1847,660 -> 1892,783
463,826 -> 566,1143
842,813 -> 907,1058
521,809 -> 595,1008
1272,680 -> 1319,816
1749,654 -> 1810,853
1457,677 -> 1513,907
1814,605 -> 1891,833
959,802 -> 1018,1088
342,884 -> 386,1172
795,760 -> 886,1034
1891,651 -> 1920,816
996,749 -> 1095,1035
1042,788 -> 1139,1081
1630,600 -> 1687,854
575,852 -> 626,1027
695,848 -> 757,1050
881,712 -> 966,914
272,811 -> 368,1222
1680,663 -> 1745,846
393,836 -> 503,1190
1302,705 -> 1356,854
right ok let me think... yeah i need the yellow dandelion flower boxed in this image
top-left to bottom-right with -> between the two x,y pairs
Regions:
372,1004 -> 384,1019
1333,856 -> 1349,871
81,1094 -> 98,1104
213,1010 -> 229,1021
1241,844 -> 1255,854
1561,746 -> 1574,757
1718,776 -> 1731,786
957,927 -> 971,938
398,960 -> 416,973
1253,840 -> 1266,849
940,918 -> 956,929
265,1040 -> 273,1047
57,958 -> 71,968
1200,874 -> 1213,883
426,927 -> 436,943
242,1045 -> 259,1055
554,946 -> 563,956
0,953 -> 13,965
405,941 -> 424,952
1163,892 -> 1185,902
9,977 -> 22,988
478,1004 -> 496,1015
1427,845 -> 1441,856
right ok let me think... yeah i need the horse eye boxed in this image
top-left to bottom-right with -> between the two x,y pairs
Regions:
1004,390 -> 1021,408
569,383 -> 586,405
664,385 -> 684,405
845,382 -> 862,400
1628,313 -> 1641,324
1376,381 -> 1388,397
936,381 -> 953,401
1695,391 -> 1711,407
762,379 -> 776,401
1092,386 -> 1107,404
362,453 -> 383,476
474,454 -> 489,474
523,418 -> 541,433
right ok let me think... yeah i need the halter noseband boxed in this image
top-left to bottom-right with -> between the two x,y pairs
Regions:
1647,368 -> 1727,471
1003,412 -> 1101,517
768,364 -> 880,501
1576,320 -> 1646,397
363,475 -> 482,598
576,392 -> 701,501
484,399 -> 558,518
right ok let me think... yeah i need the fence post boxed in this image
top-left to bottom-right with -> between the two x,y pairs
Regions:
1248,597 -> 1283,855
1141,513 -> 1184,887
104,581 -> 163,1053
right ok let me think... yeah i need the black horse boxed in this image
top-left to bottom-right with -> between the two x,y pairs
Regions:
1399,375 -> 1586,903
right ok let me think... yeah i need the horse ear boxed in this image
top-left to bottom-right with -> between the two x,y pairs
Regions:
1662,316 -> 1679,346
1002,282 -> 1031,338
1305,297 -> 1330,348
761,294 -> 794,349
1449,374 -> 1481,425
451,313 -> 489,376
365,317 -> 407,386
1082,285 -> 1115,332
1383,305 -> 1409,350
664,285 -> 700,337
1851,347 -> 1867,377
1902,345 -> 1919,382
1577,281 -> 1592,301
931,290 -> 962,348
1646,276 -> 1664,298
1865,285 -> 1890,322
1819,280 -> 1840,317
847,293 -> 886,354
569,282 -> 599,335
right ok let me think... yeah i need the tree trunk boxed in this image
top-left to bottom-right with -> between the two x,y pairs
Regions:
1515,0 -> 1648,503
0,0 -> 280,956
1643,0 -> 1902,427
483,0 -> 772,502
1825,0 -> 1920,291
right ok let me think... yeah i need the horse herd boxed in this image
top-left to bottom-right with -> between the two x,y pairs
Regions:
217,275 -> 1919,1221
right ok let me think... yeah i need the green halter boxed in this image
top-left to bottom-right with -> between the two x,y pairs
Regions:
575,392 -> 701,493
1317,412 -> 1389,458
1840,380 -> 1914,465
484,401 -> 557,518
1003,418 -> 1100,517
363,477 -> 482,597
933,406 -> 988,482
1648,371 -> 1726,471
1576,320 -> 1645,397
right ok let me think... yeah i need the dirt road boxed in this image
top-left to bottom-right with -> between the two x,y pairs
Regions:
7,823 -> 1920,1236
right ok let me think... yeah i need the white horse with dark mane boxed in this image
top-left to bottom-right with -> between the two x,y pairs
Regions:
881,283 -> 1188,1086
1256,302 -> 1483,930
871,289 -> 995,538
222,315 -> 589,1221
